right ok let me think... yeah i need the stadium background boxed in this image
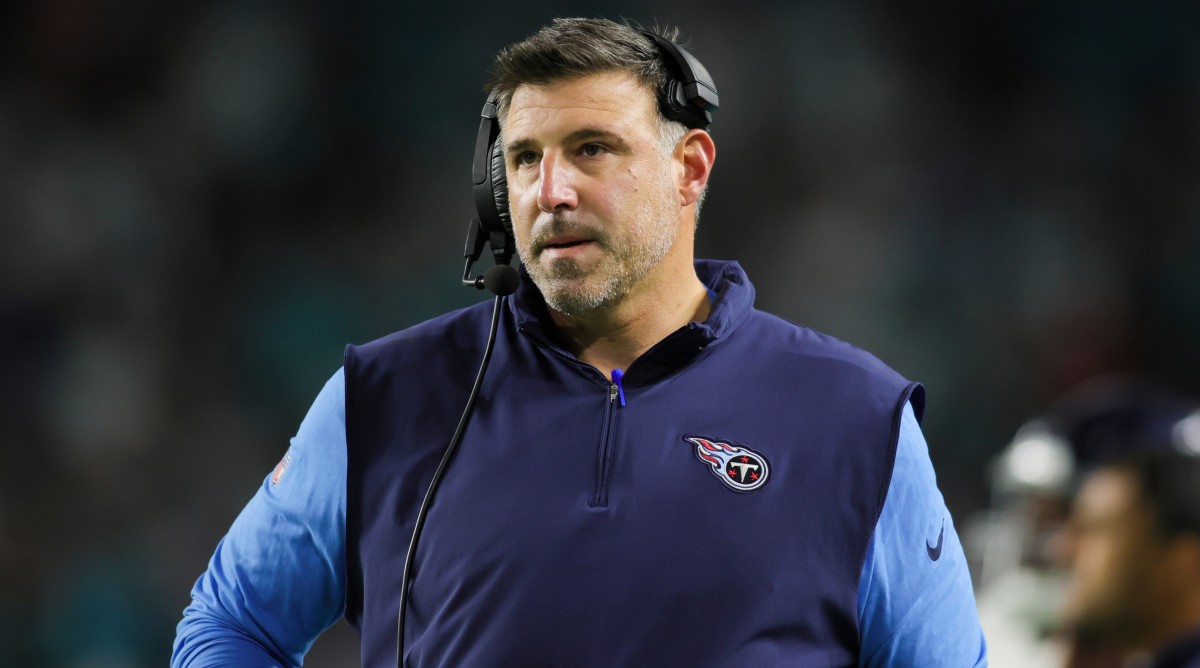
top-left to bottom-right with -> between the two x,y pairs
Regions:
2,1 -> 1198,665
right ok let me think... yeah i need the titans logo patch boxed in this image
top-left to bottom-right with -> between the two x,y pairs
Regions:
685,436 -> 771,492
270,450 -> 293,486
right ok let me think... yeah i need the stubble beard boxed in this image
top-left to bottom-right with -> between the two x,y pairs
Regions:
520,171 -> 679,317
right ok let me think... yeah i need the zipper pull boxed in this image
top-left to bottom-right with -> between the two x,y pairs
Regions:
610,369 -> 627,407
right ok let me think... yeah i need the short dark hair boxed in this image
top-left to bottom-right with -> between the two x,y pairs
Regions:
485,18 -> 707,215
1118,451 -> 1200,540
485,18 -> 680,125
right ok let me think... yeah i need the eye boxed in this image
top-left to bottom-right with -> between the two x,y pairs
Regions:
517,151 -> 538,166
581,143 -> 605,158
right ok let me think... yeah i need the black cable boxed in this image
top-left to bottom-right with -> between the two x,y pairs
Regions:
395,293 -> 507,668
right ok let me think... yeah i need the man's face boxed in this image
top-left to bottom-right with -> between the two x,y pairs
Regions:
502,71 -> 682,316
1060,467 -> 1164,644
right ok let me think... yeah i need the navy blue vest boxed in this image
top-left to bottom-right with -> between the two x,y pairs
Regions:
344,260 -> 923,667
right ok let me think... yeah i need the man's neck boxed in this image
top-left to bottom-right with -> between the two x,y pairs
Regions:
1147,588 -> 1200,659
547,267 -> 711,375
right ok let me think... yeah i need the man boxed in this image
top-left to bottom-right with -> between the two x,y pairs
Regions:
972,379 -> 1200,668
1057,399 -> 1200,668
173,18 -> 987,667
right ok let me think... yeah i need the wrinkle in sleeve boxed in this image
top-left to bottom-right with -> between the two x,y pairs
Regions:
857,402 -> 988,667
172,369 -> 348,668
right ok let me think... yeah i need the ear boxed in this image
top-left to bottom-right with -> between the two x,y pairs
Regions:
676,129 -> 716,207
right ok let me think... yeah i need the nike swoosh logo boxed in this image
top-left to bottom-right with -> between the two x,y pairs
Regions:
926,520 -> 945,561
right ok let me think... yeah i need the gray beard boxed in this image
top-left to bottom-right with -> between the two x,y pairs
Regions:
533,259 -> 627,316
517,167 -> 679,317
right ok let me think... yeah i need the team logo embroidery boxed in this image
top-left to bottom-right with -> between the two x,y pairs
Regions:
685,435 -> 770,492
271,451 -> 293,486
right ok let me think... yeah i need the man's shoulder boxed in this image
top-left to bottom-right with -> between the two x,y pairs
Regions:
349,300 -> 497,362
732,308 -> 926,423
697,258 -> 910,387
740,308 -> 913,386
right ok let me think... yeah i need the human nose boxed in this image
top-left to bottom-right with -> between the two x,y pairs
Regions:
536,152 -> 578,213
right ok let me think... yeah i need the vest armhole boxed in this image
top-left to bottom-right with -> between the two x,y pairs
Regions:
342,344 -> 364,626
871,381 -> 925,535
906,382 -> 926,424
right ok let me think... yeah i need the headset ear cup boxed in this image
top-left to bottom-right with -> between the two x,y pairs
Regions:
665,80 -> 688,127
489,139 -> 511,233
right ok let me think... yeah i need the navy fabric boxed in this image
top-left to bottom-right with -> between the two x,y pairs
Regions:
1155,629 -> 1200,668
345,260 -> 921,667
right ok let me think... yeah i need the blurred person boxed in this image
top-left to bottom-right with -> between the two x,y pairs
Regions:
971,378 -> 1200,668
172,18 -> 986,667
971,420 -> 1076,668
1061,444 -> 1200,667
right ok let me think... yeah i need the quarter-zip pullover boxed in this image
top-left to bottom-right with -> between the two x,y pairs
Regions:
173,260 -> 988,667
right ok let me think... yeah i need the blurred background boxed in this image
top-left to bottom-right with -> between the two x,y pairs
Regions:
2,0 -> 1198,666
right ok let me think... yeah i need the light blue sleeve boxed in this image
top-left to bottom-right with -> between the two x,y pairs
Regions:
857,402 -> 988,667
172,369 -> 348,668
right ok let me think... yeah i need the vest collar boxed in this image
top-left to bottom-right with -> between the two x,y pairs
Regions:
509,259 -> 755,379
1153,627 -> 1200,668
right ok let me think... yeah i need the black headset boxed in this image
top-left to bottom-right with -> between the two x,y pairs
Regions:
460,28 -> 720,296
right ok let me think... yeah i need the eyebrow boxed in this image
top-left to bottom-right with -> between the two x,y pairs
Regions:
505,128 -> 631,156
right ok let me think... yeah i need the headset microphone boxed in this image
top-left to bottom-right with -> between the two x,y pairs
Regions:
398,89 -> 516,660
482,264 -> 520,296
462,218 -> 518,295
